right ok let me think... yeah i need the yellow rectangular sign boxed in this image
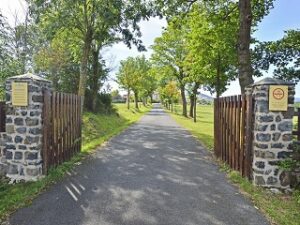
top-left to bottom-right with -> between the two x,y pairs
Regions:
12,82 -> 28,106
269,85 -> 288,111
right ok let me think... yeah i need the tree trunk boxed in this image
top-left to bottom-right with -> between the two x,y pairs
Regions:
216,56 -> 221,98
190,82 -> 200,117
142,98 -> 146,106
127,88 -> 130,109
134,91 -> 139,109
193,82 -> 200,122
180,84 -> 187,117
91,46 -> 101,113
78,30 -> 93,106
194,94 -> 197,123
189,94 -> 195,118
238,0 -> 254,93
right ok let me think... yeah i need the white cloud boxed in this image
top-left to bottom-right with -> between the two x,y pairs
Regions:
103,17 -> 167,91
1,0 -> 27,25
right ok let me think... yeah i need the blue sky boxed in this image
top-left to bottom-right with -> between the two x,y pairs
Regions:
1,0 -> 299,97
223,0 -> 300,98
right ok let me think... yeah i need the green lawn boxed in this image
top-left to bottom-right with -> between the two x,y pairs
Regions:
166,103 -> 300,225
171,104 -> 214,150
82,103 -> 151,152
0,103 -> 151,222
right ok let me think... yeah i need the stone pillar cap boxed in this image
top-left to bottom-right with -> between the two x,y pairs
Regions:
252,77 -> 295,86
7,72 -> 51,83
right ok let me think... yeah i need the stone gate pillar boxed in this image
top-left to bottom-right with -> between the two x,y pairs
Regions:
5,73 -> 52,182
250,77 -> 295,190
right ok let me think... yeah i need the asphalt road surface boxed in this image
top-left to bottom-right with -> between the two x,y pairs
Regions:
8,104 -> 269,225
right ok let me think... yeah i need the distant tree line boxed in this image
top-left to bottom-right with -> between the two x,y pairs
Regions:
0,0 -> 299,115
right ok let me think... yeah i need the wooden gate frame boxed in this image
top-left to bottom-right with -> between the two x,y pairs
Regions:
42,91 -> 82,174
214,94 -> 254,179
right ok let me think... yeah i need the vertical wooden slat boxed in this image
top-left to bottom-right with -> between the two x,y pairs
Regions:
223,98 -> 227,162
75,95 -> 78,153
225,97 -> 229,163
245,94 -> 253,179
231,96 -> 235,168
227,97 -> 231,166
223,98 -> 226,162
218,98 -> 222,159
66,94 -> 69,160
63,93 -> 67,161
59,93 -> 63,164
221,98 -> 225,161
79,96 -> 82,153
240,95 -> 246,175
236,95 -> 241,171
218,99 -> 222,159
42,91 -> 49,174
55,92 -> 59,165
230,96 -> 234,168
232,96 -> 237,170
53,92 -> 57,167
214,99 -> 219,157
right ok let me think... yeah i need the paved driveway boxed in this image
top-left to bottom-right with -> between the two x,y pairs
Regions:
8,104 -> 269,225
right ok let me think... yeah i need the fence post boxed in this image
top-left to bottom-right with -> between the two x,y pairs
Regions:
214,98 -> 219,158
4,73 -> 52,182
249,77 -> 295,190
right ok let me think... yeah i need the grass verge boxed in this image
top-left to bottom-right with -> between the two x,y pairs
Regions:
169,104 -> 214,150
0,103 -> 151,222
167,103 -> 300,225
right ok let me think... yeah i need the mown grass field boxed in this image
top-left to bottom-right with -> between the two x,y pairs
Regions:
0,103 -> 151,222
167,103 -> 300,225
171,104 -> 214,149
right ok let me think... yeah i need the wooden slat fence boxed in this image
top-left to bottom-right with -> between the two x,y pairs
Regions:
293,108 -> 300,141
42,91 -> 82,174
214,95 -> 254,179
0,101 -> 6,132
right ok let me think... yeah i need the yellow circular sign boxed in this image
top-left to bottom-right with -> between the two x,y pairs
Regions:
272,88 -> 285,100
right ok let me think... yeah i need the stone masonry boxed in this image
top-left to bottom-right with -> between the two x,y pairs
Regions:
1,73 -> 52,182
250,78 -> 295,189
0,132 -> 8,176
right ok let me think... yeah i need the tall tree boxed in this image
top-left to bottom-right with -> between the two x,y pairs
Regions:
29,0 -> 153,104
34,29 -> 81,92
151,18 -> 189,117
153,0 -> 275,92
253,30 -> 300,83
117,57 -> 136,109
185,3 -> 238,98
117,56 -> 150,109
238,0 -> 253,92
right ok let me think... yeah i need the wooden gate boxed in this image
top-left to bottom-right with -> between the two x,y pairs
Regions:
214,95 -> 254,179
0,101 -> 6,132
42,91 -> 82,174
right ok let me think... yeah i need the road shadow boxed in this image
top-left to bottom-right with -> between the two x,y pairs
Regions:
8,105 -> 269,225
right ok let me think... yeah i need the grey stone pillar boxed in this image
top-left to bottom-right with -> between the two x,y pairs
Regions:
0,133 -> 8,176
5,73 -> 52,181
250,77 -> 295,189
